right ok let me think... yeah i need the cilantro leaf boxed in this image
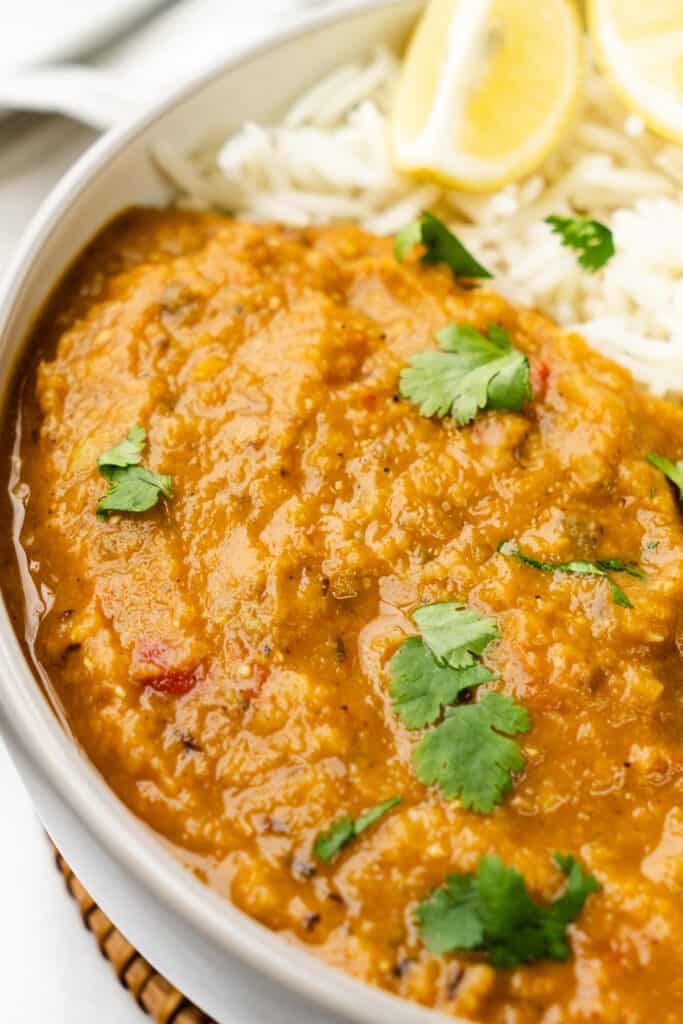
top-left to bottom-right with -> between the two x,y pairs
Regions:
313,816 -> 354,862
388,602 -> 526,812
354,796 -> 402,834
390,638 -> 495,729
415,852 -> 601,966
499,542 -> 644,609
97,466 -> 173,516
414,872 -> 484,955
394,219 -> 423,262
97,425 -> 146,470
400,323 -> 531,425
96,427 -> 173,517
314,797 -> 402,863
395,211 -> 492,278
412,601 -> 499,668
550,854 -> 602,927
648,453 -> 683,503
545,215 -> 615,273
414,692 -> 530,813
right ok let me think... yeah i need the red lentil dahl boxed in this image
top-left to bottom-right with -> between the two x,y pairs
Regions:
2,208 -> 683,1022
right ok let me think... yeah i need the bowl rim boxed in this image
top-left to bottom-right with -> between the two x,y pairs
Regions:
0,2 -> 457,1023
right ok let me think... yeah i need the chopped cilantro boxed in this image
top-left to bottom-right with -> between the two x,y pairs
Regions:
394,219 -> 423,261
395,211 -> 492,278
648,453 -> 683,503
314,797 -> 401,863
313,816 -> 354,862
415,852 -> 601,966
390,603 -> 498,728
389,602 -> 526,811
354,796 -> 402,833
545,215 -> 615,272
400,322 -> 531,426
96,426 -> 172,517
499,542 -> 644,609
97,466 -> 173,516
413,601 -> 499,668
390,638 -> 495,729
97,424 -> 146,470
414,693 -> 530,813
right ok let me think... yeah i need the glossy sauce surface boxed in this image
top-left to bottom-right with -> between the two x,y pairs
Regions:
4,209 -> 683,1022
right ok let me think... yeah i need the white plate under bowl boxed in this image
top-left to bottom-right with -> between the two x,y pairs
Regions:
0,3 -> 476,1024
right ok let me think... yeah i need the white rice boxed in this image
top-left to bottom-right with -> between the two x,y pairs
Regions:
154,47 -> 683,396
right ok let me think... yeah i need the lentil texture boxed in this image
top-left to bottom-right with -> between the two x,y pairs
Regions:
3,209 -> 683,1022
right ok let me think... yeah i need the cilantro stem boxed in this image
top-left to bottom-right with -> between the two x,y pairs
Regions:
499,542 -> 644,608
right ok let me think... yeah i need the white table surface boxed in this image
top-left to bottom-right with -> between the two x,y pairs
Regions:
0,2 -> 327,1020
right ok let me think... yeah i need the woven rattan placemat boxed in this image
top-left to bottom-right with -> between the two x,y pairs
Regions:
54,846 -> 216,1024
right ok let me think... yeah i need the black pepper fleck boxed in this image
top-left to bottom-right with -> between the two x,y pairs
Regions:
179,732 -> 203,753
292,857 -> 316,881
447,965 -> 465,1000
391,956 -> 415,980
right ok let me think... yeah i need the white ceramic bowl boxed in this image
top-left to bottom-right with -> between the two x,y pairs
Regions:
0,3 -> 472,1023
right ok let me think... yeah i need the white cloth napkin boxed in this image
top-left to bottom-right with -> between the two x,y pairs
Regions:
0,0 -> 326,267
0,0 -> 169,72
101,0 -> 325,97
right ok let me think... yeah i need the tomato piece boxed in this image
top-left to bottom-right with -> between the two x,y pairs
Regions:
145,665 -> 201,696
530,359 -> 550,401
133,638 -> 202,696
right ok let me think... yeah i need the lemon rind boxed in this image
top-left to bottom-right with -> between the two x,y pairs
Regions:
588,0 -> 683,146
390,0 -> 584,193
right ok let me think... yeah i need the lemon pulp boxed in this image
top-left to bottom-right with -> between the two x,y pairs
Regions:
590,0 -> 683,143
391,0 -> 583,192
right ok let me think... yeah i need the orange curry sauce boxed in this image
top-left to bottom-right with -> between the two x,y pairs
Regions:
2,209 -> 683,1022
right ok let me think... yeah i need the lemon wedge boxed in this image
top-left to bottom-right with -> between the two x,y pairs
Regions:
391,0 -> 583,192
589,0 -> 683,143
